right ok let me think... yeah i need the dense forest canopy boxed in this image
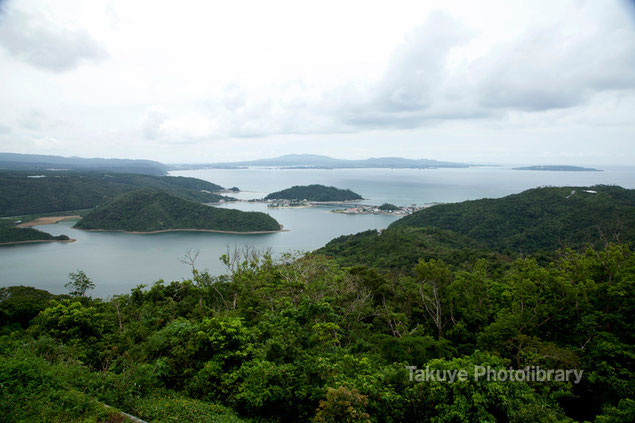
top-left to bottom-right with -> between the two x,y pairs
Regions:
74,189 -> 281,232
265,184 -> 363,201
0,171 -> 232,217
318,227 -> 503,272
391,185 -> 634,253
1,243 -> 632,422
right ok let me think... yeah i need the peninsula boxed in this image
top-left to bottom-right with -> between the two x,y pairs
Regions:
0,219 -> 73,245
74,189 -> 282,233
0,171 -> 235,217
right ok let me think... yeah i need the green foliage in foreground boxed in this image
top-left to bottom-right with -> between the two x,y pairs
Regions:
74,189 -> 281,232
0,345 -> 247,423
0,352 -> 118,422
0,219 -> 69,244
390,185 -> 634,253
265,184 -> 363,201
1,242 -> 632,422
0,171 -> 233,217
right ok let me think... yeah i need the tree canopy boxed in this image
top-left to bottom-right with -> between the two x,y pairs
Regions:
265,184 -> 363,201
74,189 -> 281,232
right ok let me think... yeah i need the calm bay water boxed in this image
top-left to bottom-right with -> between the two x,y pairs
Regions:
1,166 -> 633,297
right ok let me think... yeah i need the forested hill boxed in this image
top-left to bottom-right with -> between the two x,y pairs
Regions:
74,189 -> 281,232
318,185 -> 633,272
265,184 -> 363,201
319,226 -> 501,272
0,172 -> 232,217
391,185 -> 634,252
0,220 -> 70,244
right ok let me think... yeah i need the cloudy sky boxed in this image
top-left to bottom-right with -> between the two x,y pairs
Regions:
0,0 -> 634,165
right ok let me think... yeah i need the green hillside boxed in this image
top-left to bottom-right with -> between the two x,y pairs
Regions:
0,220 -> 70,244
390,185 -> 634,252
264,184 -> 363,201
74,189 -> 281,232
318,227 -> 502,271
0,171 -> 233,217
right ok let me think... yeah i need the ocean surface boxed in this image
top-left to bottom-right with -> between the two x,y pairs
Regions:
1,165 -> 633,297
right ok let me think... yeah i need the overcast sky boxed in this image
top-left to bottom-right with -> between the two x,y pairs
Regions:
0,0 -> 634,165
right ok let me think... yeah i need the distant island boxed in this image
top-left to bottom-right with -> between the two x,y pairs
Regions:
513,165 -> 601,172
74,189 -> 282,233
171,154 -> 470,170
264,184 -> 363,202
0,152 -> 167,176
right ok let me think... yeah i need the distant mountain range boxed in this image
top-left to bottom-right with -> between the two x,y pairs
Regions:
0,153 -> 167,176
170,154 -> 470,170
1,152 -> 469,174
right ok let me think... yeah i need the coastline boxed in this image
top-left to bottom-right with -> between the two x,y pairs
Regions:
78,225 -> 288,235
0,238 -> 76,246
17,215 -> 81,228
15,215 -> 286,235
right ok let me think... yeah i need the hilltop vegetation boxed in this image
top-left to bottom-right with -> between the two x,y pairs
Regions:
391,185 -> 634,253
318,185 -> 634,272
265,184 -> 363,201
319,227 -> 501,272
1,241 -> 632,422
0,220 -> 70,244
74,189 -> 281,232
0,171 -> 233,217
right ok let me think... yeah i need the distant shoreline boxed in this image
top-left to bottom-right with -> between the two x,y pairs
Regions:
512,165 -> 601,172
78,225 -> 287,235
0,238 -> 76,246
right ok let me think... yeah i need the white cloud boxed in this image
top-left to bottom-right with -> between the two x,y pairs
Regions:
141,107 -> 168,140
0,6 -> 108,72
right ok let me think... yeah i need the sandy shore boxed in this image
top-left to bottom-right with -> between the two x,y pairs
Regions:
17,215 -> 81,228
0,238 -> 76,246
79,225 -> 287,235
